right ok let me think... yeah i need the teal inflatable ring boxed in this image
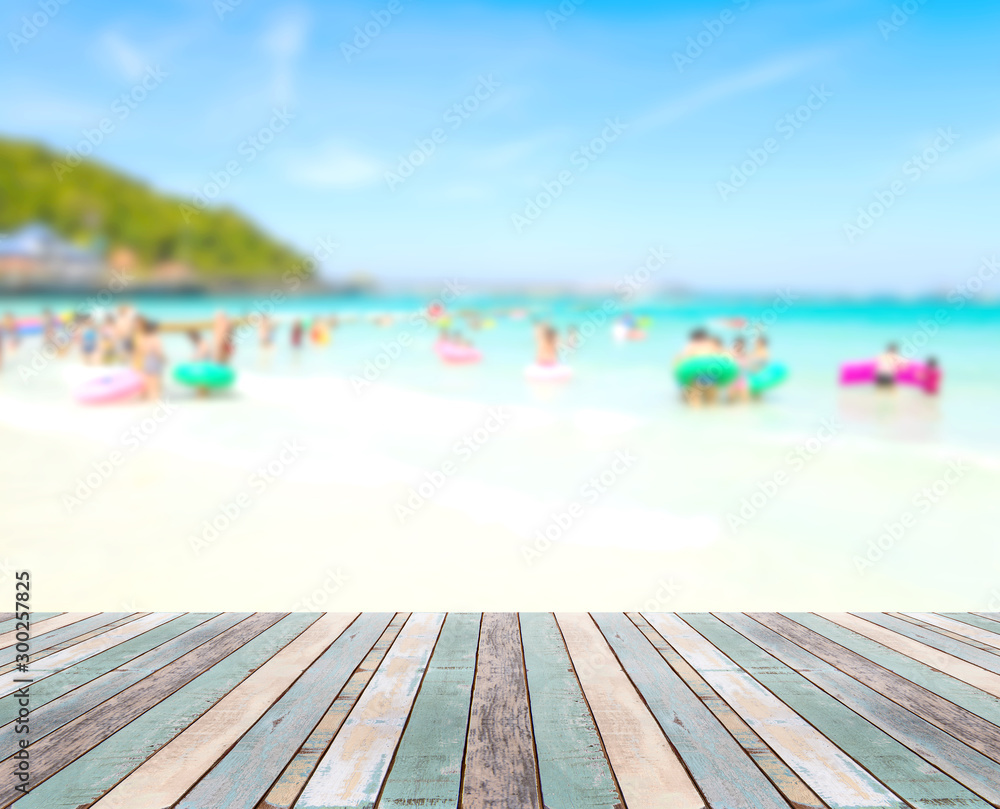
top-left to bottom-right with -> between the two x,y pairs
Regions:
173,362 -> 236,389
748,362 -> 788,395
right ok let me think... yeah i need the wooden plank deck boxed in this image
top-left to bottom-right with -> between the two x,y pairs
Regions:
4,613 -> 1000,808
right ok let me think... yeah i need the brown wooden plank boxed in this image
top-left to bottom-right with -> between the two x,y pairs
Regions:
461,612 -> 541,809
750,614 -> 1000,764
630,613 -> 829,809
0,612 -> 284,806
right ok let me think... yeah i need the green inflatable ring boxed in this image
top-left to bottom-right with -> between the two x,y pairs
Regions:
747,362 -> 788,395
674,355 -> 738,387
173,362 -> 236,389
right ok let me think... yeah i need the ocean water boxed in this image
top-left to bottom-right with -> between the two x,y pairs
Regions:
4,292 -> 998,449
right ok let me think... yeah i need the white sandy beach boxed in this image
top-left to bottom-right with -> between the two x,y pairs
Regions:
3,354 -> 998,612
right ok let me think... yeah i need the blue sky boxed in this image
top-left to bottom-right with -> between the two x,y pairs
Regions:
2,0 -> 999,291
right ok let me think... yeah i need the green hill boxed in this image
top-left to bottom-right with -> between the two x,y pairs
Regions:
0,136 -> 310,281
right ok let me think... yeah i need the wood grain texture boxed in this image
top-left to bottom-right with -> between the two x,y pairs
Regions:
0,614 -> 59,637
889,613 -> 1000,657
631,612 -> 828,809
556,613 -> 705,809
461,612 -> 542,809
856,613 -> 1000,676
0,613 -> 112,666
88,613 -> 360,809
787,613 -> 1000,730
644,612 -> 905,809
0,613 -> 285,807
902,613 -> 1000,653
376,612 -> 480,809
520,612 -> 623,809
294,613 -> 444,809
0,613 -> 246,754
259,614 -> 411,809
0,613 -> 177,696
820,612 -> 1000,698
687,613 -> 991,809
721,613 -> 1000,806
0,613 -> 85,652
943,612 -> 1000,638
0,613 -> 148,677
751,613 -> 1000,763
11,613 -> 320,809
178,612 -> 395,809
592,612 -> 789,809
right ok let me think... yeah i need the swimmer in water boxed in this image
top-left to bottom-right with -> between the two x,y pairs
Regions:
674,327 -> 717,406
874,342 -> 904,391
535,324 -> 559,367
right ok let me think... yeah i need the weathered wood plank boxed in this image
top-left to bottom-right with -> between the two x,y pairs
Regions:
10,613 -> 319,809
856,613 -> 1000,676
0,613 -> 116,665
787,613 -> 1000,729
0,613 -> 147,677
889,613 -> 1000,657
0,612 -> 285,806
0,613 -> 177,696
644,613 -> 905,809
0,613 -> 246,753
294,613 -> 444,809
519,612 -> 623,809
461,612 -> 542,809
260,614 -> 411,809
556,613 -> 705,809
88,613 -> 360,809
0,614 -> 59,637
903,613 -> 1000,653
0,613 -> 214,716
376,612 -> 480,809
719,612 -> 1000,805
592,612 -> 788,809
943,613 -> 1000,638
0,613 -> 82,651
820,613 -> 1000,699
687,613 -> 991,809
751,613 -> 1000,763
179,613 -> 395,809
631,612 -> 827,809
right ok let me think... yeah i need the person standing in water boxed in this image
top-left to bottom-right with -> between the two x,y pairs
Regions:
674,327 -> 717,406
290,319 -> 304,351
728,336 -> 751,403
535,323 -> 559,366
136,319 -> 166,401
874,342 -> 904,390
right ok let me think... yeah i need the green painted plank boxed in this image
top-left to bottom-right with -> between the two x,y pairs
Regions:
520,612 -> 623,809
176,613 -> 395,809
0,613 -> 285,806
0,613 -> 132,669
591,613 -> 787,809
630,613 -> 829,809
12,613 -> 319,809
461,612 -> 542,809
894,614 -> 1000,657
0,612 -> 246,752
755,613 -> 1000,763
717,613 -> 1000,806
261,614 -> 411,809
787,613 -> 1000,730
683,613 -> 990,809
377,612 -> 481,809
943,613 -> 1000,638
0,614 -> 59,636
0,613 -> 215,719
0,613 -> 146,677
857,614 -> 1000,676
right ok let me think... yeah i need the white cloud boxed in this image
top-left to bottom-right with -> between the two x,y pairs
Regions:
98,31 -> 153,83
286,143 -> 383,188
262,8 -> 309,106
632,47 -> 837,132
